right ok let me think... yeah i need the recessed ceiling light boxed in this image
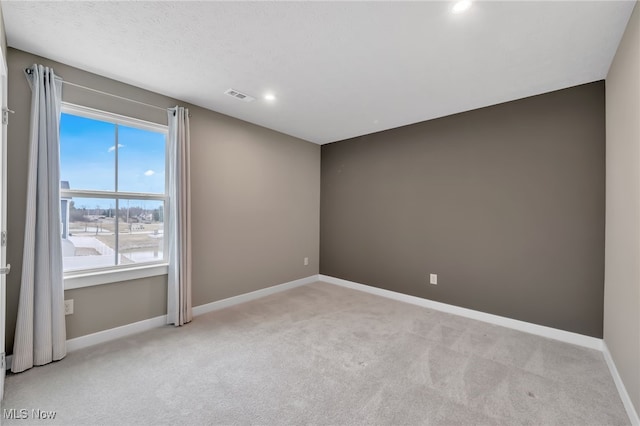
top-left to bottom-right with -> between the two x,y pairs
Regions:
452,0 -> 472,14
264,93 -> 276,102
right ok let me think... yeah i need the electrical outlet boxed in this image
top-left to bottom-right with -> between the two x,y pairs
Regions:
304,257 -> 309,266
64,299 -> 74,315
429,274 -> 438,285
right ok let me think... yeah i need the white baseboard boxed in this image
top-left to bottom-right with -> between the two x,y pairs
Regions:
6,275 -> 319,371
318,274 -> 603,351
603,342 -> 640,426
192,275 -> 319,316
66,314 -> 168,353
6,314 -> 168,371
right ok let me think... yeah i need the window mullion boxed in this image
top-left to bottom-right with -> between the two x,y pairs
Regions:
115,198 -> 120,266
115,124 -> 119,266
115,123 -> 119,192
61,189 -> 165,200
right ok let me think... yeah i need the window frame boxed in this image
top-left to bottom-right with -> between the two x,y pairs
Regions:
60,103 -> 170,289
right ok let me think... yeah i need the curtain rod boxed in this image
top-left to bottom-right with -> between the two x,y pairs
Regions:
24,67 -> 178,114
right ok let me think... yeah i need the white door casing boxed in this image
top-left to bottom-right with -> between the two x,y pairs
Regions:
0,44 -> 8,401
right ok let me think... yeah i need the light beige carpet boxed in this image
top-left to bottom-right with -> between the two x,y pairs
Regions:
1,281 -> 629,425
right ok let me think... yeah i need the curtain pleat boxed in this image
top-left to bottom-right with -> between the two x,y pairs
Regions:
167,107 -> 192,326
12,64 -> 66,373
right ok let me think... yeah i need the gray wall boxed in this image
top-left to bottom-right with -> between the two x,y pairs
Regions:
6,48 -> 320,352
605,0 -> 640,416
321,82 -> 605,338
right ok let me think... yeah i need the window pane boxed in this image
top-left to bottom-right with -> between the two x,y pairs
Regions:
117,199 -> 164,265
117,125 -> 166,194
62,197 -> 116,271
60,113 -> 116,192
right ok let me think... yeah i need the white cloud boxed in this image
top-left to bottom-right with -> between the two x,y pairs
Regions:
144,170 -> 155,176
108,144 -> 124,153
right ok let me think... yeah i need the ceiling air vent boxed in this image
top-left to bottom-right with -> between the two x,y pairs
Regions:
224,88 -> 255,102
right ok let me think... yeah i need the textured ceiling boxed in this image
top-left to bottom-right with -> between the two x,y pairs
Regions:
1,1 -> 636,144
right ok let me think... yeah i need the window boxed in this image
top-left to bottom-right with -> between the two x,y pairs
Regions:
59,104 -> 168,282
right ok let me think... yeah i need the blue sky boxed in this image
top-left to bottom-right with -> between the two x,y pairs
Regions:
60,113 -> 166,210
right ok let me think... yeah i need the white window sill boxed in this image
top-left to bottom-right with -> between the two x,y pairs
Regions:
64,264 -> 169,290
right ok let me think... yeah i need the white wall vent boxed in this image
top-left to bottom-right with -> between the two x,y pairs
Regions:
224,88 -> 255,102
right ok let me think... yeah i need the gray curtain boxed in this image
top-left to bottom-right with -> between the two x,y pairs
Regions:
167,106 -> 192,326
12,64 -> 66,373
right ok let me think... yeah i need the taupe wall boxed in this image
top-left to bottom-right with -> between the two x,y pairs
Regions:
188,102 -> 320,304
5,48 -> 320,353
321,82 -> 605,337
605,1 -> 640,416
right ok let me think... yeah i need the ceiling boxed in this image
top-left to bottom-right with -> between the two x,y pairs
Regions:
1,1 -> 636,145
